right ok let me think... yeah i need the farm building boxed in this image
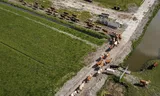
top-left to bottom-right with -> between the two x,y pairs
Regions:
98,15 -> 120,29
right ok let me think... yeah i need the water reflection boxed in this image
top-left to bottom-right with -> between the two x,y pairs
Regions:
126,10 -> 160,71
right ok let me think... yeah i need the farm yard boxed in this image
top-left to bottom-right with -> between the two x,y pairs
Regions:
4,0 -> 125,35
0,2 -> 105,95
17,0 -> 143,11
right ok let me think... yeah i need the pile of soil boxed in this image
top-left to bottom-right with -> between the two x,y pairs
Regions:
102,79 -> 126,96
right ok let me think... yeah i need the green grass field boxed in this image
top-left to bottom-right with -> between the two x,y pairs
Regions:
126,60 -> 160,96
94,0 -> 143,11
1,2 -> 106,45
22,0 -> 51,8
0,3 -> 99,95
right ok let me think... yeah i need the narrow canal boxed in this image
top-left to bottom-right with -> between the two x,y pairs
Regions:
126,10 -> 160,71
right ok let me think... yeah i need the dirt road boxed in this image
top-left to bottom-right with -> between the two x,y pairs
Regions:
56,0 -> 157,96
53,0 -> 133,24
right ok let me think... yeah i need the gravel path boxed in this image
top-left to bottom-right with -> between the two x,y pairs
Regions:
53,0 -> 133,24
56,0 -> 158,96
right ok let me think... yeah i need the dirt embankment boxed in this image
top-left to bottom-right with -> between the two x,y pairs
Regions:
112,0 -> 159,66
99,79 -> 126,96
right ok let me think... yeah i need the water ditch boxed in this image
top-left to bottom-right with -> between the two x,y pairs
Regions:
126,10 -> 160,71
0,1 -> 107,39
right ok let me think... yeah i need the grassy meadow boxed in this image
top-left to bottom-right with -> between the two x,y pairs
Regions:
0,3 -> 98,95
126,60 -> 160,96
22,0 -> 52,8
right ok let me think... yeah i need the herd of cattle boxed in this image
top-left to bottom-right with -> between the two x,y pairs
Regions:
15,0 -> 158,95
70,32 -> 122,96
18,0 -> 120,35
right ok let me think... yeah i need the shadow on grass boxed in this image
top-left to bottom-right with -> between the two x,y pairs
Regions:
110,65 -> 119,69
147,65 -> 155,70
134,83 -> 145,87
102,72 -> 113,75
96,57 -> 101,62
120,82 -> 129,88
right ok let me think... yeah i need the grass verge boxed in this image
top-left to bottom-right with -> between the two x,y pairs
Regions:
126,60 -> 160,96
20,0 -> 51,8
94,0 -> 143,11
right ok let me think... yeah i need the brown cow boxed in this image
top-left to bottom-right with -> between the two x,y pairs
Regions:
86,73 -> 93,82
99,61 -> 104,67
102,29 -> 108,33
105,58 -> 112,64
118,34 -> 122,40
154,62 -> 158,67
101,53 -> 109,59
140,80 -> 151,86
96,60 -> 103,66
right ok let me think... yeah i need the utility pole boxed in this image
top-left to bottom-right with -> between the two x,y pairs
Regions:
119,65 -> 129,82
